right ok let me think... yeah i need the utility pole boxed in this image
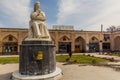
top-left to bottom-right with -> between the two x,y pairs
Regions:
101,24 -> 103,32
99,24 -> 103,54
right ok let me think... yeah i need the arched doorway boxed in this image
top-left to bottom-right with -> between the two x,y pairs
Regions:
58,36 -> 71,53
2,35 -> 18,55
74,37 -> 86,53
114,36 -> 120,51
89,37 -> 99,52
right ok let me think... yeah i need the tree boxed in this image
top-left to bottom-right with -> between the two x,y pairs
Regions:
116,26 -> 120,31
106,26 -> 117,32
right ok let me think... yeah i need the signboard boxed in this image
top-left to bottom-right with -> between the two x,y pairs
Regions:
53,25 -> 74,30
36,51 -> 43,60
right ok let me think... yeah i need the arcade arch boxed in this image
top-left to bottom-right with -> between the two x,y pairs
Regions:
58,36 -> 71,53
89,37 -> 99,52
2,35 -> 18,54
74,36 -> 86,53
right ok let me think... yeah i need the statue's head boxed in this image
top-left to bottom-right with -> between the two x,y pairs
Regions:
34,2 -> 40,11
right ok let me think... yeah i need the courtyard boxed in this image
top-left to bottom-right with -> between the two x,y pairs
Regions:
1,62 -> 120,80
1,53 -> 120,80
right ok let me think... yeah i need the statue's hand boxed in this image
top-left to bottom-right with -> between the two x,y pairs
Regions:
36,10 -> 41,13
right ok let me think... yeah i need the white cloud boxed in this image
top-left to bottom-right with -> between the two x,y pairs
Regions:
0,0 -> 31,28
57,0 -> 120,31
0,22 -> 6,28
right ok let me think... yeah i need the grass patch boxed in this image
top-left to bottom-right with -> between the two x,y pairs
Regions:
56,55 -> 109,64
109,53 -> 120,56
0,55 -> 109,64
0,57 -> 19,64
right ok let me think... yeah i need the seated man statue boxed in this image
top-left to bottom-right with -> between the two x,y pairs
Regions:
28,2 -> 51,40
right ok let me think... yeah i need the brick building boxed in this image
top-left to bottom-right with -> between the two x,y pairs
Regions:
0,27 -> 119,55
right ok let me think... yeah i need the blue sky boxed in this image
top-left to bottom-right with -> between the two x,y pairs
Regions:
0,0 -> 120,31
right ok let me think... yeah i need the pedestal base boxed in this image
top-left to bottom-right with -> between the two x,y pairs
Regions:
12,67 -> 62,80
20,40 -> 56,75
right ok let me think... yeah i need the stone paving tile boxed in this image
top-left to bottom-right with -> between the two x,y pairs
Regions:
0,63 -> 120,80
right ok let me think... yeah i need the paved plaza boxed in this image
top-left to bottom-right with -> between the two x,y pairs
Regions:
1,63 -> 120,80
1,53 -> 120,80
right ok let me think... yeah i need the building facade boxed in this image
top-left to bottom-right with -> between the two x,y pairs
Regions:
0,28 -> 120,55
0,28 -> 28,55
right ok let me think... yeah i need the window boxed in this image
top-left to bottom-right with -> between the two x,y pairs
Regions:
92,37 -> 95,41
104,34 -> 110,41
8,36 -> 13,41
63,37 -> 66,41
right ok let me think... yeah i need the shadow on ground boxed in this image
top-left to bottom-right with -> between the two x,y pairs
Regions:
0,72 -> 12,80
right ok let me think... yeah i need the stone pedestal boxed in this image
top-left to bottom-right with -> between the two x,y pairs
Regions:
19,40 -> 56,75
12,40 -> 62,80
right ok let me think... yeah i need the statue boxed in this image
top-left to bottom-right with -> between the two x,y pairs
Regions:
28,2 -> 51,40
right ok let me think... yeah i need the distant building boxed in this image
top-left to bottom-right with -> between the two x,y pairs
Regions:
53,25 -> 74,30
0,27 -> 120,55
